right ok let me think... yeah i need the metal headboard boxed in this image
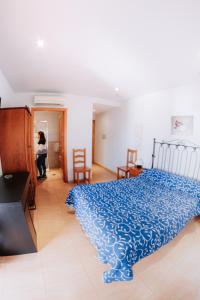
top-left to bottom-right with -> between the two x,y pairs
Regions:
151,138 -> 200,180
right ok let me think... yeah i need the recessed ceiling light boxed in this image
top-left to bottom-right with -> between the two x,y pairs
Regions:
36,39 -> 44,48
115,87 -> 119,92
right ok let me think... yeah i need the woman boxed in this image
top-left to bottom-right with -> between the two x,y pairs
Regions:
36,131 -> 47,180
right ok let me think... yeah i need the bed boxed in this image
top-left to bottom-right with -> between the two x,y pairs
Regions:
66,140 -> 200,283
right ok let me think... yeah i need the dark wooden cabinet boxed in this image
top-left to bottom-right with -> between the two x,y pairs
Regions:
0,107 -> 36,208
0,172 -> 37,255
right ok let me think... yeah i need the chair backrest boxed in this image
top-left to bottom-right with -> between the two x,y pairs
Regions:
73,148 -> 86,169
127,149 -> 137,167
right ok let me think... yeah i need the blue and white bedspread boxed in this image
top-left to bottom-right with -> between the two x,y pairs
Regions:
65,169 -> 200,283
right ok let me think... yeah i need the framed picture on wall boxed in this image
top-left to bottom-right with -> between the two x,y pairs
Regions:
171,115 -> 193,136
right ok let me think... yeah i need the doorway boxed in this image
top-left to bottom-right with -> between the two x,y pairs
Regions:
31,108 -> 68,182
92,103 -> 119,179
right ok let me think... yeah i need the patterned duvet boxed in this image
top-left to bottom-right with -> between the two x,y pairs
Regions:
66,169 -> 200,283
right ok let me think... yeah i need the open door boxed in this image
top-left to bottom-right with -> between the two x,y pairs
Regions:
31,107 -> 68,183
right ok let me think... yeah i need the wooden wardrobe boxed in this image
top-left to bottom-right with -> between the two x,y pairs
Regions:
0,107 -> 36,208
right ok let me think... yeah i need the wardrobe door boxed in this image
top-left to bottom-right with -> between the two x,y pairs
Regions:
0,109 -> 26,173
25,111 -> 33,173
25,111 -> 36,207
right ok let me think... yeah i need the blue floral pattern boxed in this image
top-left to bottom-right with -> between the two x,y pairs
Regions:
66,169 -> 200,283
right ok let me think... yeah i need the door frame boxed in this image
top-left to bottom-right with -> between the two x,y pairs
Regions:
92,120 -> 95,163
31,107 -> 68,182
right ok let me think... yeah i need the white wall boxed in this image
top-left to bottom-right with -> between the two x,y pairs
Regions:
2,66 -> 200,179
66,96 -> 93,180
0,69 -> 16,176
0,69 -> 15,103
2,91 -> 121,181
95,83 -> 200,172
2,67 -> 200,179
4,93 -> 94,181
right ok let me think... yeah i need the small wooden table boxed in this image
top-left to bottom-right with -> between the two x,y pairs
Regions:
129,167 -> 143,177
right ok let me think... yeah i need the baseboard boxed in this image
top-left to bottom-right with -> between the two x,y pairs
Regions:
93,162 -> 117,176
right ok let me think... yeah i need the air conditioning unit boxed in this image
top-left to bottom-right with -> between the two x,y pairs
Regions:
33,95 -> 65,106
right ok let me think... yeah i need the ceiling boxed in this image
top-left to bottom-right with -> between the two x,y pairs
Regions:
93,103 -> 115,114
0,0 -> 200,101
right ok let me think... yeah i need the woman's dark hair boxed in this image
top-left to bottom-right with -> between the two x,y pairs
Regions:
38,131 -> 46,145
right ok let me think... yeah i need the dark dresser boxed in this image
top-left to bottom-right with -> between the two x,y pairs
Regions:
0,172 -> 37,256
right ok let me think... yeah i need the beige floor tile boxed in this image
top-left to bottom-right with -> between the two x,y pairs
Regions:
3,288 -> 46,300
1,165 -> 200,300
90,277 -> 152,300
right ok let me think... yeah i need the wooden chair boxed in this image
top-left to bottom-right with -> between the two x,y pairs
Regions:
117,149 -> 137,179
73,148 -> 91,184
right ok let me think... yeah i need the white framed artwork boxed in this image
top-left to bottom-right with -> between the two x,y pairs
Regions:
171,116 -> 193,136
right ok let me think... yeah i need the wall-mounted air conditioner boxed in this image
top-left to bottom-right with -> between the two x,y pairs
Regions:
33,95 -> 65,106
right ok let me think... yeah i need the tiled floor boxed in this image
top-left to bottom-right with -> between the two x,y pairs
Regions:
1,164 -> 200,300
46,168 -> 63,181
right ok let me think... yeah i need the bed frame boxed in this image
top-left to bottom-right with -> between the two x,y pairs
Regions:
151,138 -> 200,180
